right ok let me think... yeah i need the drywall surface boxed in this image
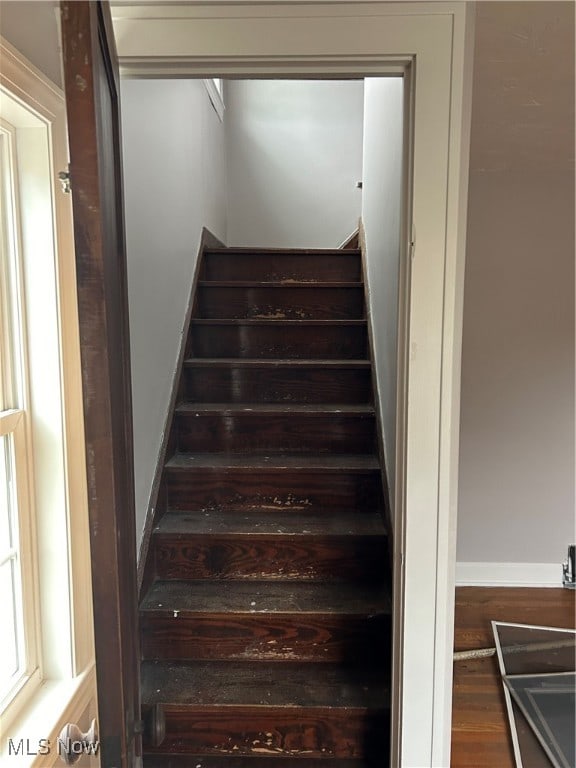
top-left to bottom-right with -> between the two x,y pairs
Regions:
361,77 -> 404,521
0,1 -> 62,87
121,79 -> 226,546
225,79 -> 364,248
457,2 -> 575,566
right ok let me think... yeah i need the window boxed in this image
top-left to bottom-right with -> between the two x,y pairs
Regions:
0,40 -> 97,763
0,122 -> 40,714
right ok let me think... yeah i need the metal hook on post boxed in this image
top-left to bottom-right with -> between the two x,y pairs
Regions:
58,169 -> 71,194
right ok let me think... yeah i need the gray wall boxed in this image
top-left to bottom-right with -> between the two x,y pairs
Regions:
457,2 -> 575,564
361,77 -> 404,520
6,0 -> 572,567
225,79 -> 364,248
0,1 -> 62,87
121,79 -> 227,546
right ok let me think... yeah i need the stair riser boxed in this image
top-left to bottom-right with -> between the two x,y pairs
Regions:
203,252 -> 361,282
165,470 -> 382,511
197,286 -> 364,320
153,535 -> 387,581
143,706 -> 387,758
190,324 -> 367,359
182,366 -> 372,404
140,614 -> 390,662
175,411 -> 376,454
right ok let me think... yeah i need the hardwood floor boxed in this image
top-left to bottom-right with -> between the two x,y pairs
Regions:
451,586 -> 576,767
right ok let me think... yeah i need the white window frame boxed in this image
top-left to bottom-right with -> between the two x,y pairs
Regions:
0,118 -> 43,722
0,38 -> 98,768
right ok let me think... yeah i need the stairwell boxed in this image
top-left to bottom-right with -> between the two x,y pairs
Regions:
140,244 -> 392,767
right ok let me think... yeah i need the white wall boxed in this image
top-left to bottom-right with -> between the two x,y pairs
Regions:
457,1 -> 575,581
121,79 -> 227,545
361,77 -> 404,519
225,79 -> 364,248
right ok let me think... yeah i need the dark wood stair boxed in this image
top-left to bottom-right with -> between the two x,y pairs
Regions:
182,359 -> 373,404
174,403 -> 376,454
190,319 -> 368,359
140,246 -> 391,766
142,660 -> 389,759
140,580 -> 390,662
151,508 -> 387,582
197,281 -> 365,319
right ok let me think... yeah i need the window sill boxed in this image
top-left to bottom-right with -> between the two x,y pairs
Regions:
0,666 -> 97,768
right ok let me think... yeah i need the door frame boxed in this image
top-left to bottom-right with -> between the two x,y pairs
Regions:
60,3 -> 140,765
112,3 -> 475,765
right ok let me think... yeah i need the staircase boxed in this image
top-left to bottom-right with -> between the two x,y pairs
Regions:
140,245 -> 392,767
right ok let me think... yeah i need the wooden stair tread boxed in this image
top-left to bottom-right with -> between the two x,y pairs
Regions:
141,660 -> 389,708
175,403 -> 374,415
196,280 -> 365,320
166,453 -> 379,471
140,580 -> 391,615
184,358 -> 370,368
198,280 -> 363,288
191,318 -> 367,326
155,509 -> 386,537
152,510 -> 387,582
203,249 -> 361,282
205,247 -> 361,256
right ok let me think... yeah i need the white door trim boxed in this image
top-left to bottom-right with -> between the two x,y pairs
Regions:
112,4 -> 474,766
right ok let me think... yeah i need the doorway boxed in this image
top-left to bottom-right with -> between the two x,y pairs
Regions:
112,4 -> 474,765
124,72 -> 404,764
122,74 -> 404,549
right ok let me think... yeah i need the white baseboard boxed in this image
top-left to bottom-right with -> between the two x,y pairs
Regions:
456,561 -> 563,587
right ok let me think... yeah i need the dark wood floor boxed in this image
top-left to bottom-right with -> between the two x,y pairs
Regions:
451,586 -> 576,767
